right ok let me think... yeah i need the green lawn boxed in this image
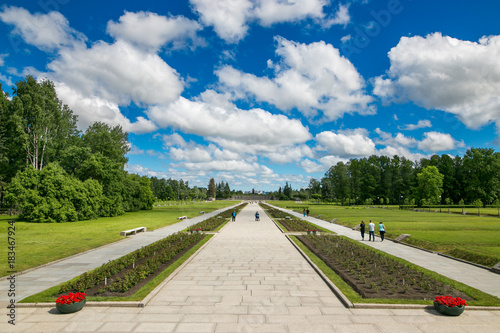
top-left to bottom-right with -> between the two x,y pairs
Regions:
0,201 -> 238,277
271,201 -> 500,267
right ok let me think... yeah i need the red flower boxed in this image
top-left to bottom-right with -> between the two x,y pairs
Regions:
434,295 -> 467,307
56,292 -> 87,305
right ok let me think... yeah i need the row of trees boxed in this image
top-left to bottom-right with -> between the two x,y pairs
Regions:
150,177 -> 208,201
281,150 -> 499,207
0,76 -> 155,222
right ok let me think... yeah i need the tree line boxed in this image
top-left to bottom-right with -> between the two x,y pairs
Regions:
0,76 -> 155,222
276,150 -> 500,207
150,178 -> 237,201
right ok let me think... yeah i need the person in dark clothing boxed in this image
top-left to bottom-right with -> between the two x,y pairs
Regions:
360,220 -> 365,241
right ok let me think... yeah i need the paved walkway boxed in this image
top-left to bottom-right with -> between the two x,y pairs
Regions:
2,203 -> 500,332
270,204 -> 500,299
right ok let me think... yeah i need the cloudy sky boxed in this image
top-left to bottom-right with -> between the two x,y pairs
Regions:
1,0 -> 499,191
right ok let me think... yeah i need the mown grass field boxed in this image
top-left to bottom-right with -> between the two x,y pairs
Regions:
271,201 -> 500,267
0,201 -> 238,277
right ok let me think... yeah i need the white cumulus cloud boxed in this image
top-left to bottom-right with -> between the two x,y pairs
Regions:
417,131 -> 464,152
190,0 -> 349,43
217,37 -> 374,121
374,32 -> 500,132
0,6 -> 86,51
106,11 -> 203,51
147,96 -> 312,147
315,129 -> 377,157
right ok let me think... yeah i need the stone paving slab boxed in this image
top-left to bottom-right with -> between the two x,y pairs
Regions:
2,202 -> 500,332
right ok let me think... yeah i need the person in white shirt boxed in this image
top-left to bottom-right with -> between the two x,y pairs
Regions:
368,220 -> 375,242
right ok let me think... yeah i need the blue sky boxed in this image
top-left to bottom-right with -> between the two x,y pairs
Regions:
1,0 -> 499,191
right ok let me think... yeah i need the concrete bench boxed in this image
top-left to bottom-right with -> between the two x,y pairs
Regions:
462,211 -> 468,215
120,227 -> 146,236
177,216 -> 187,220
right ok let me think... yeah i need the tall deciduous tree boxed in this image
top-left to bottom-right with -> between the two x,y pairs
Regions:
82,122 -> 129,167
415,166 -> 444,205
463,148 -> 500,206
9,76 -> 78,171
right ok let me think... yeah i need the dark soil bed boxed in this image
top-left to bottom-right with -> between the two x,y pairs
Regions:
297,235 -> 473,301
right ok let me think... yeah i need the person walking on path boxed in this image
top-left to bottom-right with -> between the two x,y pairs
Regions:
368,220 -> 375,241
360,220 -> 365,241
306,209 -> 310,217
255,211 -> 260,221
303,209 -> 306,217
379,221 -> 386,241
232,211 -> 236,222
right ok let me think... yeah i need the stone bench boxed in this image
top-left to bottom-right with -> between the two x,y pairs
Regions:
120,227 -> 146,236
395,234 -> 411,242
177,216 -> 187,220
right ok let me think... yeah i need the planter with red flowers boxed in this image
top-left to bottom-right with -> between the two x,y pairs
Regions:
434,295 -> 467,316
55,292 -> 86,314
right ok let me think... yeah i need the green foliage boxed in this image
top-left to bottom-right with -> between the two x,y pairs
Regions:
1,76 -> 154,221
5,163 -> 103,222
415,166 -> 444,206
208,178 -> 216,199
316,150 -> 500,208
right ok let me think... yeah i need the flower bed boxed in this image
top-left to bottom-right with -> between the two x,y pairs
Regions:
261,204 -> 323,232
57,232 -> 205,297
297,234 -> 474,301
188,203 -> 247,231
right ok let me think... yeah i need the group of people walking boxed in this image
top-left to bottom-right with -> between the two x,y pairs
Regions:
359,220 -> 385,242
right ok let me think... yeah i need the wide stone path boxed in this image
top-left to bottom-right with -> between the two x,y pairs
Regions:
4,202 -> 500,332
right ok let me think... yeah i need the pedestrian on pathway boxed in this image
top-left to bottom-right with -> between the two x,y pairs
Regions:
306,209 -> 310,217
379,221 -> 386,241
255,211 -> 260,221
368,220 -> 375,241
360,220 -> 365,240
303,209 -> 306,217
232,211 -> 236,222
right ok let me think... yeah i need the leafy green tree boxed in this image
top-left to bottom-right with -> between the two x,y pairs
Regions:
5,163 -> 103,222
415,166 -> 444,206
474,199 -> 483,216
82,122 -> 129,167
282,182 -> 292,199
0,83 -> 9,204
8,76 -> 78,171
327,162 -> 349,205
462,148 -> 500,205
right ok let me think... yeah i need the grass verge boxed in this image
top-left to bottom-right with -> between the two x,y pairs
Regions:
20,234 -> 213,303
289,235 -> 500,306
